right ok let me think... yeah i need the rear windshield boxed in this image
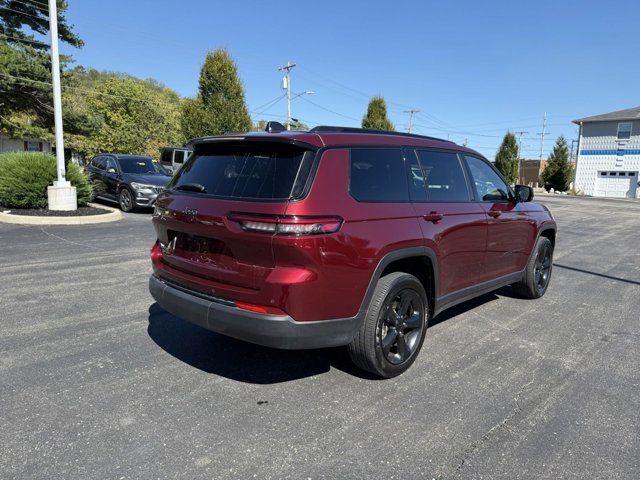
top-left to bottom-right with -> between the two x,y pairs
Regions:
168,143 -> 314,200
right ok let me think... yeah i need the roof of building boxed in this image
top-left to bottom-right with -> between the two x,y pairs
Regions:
573,106 -> 640,124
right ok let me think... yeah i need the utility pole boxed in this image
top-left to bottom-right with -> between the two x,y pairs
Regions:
514,131 -> 528,182
47,0 -> 77,210
278,61 -> 296,130
404,109 -> 420,133
537,112 -> 548,161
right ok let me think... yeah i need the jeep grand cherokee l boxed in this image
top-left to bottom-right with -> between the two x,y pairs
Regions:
149,125 -> 556,378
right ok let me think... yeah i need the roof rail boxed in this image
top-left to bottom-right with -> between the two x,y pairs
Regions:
308,126 -> 455,144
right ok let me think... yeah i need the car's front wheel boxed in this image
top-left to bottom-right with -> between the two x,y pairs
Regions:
512,236 -> 553,299
348,272 -> 428,378
118,187 -> 135,212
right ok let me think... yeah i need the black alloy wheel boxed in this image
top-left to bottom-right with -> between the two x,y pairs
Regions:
377,289 -> 424,365
119,188 -> 134,212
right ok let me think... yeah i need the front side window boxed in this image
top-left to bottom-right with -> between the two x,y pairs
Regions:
92,157 -> 106,170
414,150 -> 470,202
170,143 -> 312,200
350,148 -> 408,202
465,156 -> 510,202
617,122 -> 632,140
105,158 -> 118,172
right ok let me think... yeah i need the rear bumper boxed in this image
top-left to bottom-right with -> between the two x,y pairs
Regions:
149,275 -> 360,349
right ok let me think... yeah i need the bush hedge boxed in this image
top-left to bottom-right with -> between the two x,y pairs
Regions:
0,152 -> 93,209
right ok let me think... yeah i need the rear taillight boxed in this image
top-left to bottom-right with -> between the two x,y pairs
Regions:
228,214 -> 342,236
151,241 -> 162,261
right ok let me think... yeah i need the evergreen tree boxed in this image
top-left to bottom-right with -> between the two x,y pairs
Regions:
181,49 -> 252,139
540,136 -> 573,192
362,96 -> 394,131
494,132 -> 519,185
0,0 -> 82,135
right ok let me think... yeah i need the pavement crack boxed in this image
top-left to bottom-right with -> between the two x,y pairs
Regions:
39,227 -> 102,251
437,372 -> 538,479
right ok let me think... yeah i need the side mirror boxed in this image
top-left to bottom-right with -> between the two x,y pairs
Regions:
514,185 -> 534,203
106,168 -> 117,174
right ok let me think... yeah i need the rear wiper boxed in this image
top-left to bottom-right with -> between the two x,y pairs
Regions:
175,183 -> 206,193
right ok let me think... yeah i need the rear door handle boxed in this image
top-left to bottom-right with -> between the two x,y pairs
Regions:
487,210 -> 501,218
423,212 -> 443,223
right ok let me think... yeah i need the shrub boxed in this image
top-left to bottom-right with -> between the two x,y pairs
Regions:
0,152 -> 93,209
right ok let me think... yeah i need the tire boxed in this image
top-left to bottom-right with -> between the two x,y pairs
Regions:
348,272 -> 429,378
512,236 -> 553,299
118,187 -> 135,212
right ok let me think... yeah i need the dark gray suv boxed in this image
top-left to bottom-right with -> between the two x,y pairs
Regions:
87,154 -> 171,212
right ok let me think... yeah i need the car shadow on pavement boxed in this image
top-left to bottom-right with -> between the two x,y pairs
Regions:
147,289 -> 518,383
147,303 -> 376,383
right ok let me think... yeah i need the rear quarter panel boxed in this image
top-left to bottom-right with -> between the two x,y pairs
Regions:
280,148 -> 424,320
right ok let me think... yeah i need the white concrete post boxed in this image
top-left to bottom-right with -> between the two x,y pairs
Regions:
47,0 -> 77,210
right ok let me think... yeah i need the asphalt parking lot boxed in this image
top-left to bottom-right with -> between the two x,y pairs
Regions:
1,196 -> 639,479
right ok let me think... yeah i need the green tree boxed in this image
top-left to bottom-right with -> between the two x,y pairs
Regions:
0,1 -> 82,133
540,136 -> 573,192
288,119 -> 308,131
61,70 -> 184,159
253,119 -> 268,132
361,96 -> 394,131
181,49 -> 252,139
494,132 -> 519,184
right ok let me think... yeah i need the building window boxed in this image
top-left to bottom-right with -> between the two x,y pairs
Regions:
617,122 -> 632,140
23,141 -> 43,152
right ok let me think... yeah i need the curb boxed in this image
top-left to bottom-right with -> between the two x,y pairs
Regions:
536,193 -> 640,205
0,203 -> 123,225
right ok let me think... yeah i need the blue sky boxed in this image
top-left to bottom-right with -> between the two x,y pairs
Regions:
59,0 -> 640,159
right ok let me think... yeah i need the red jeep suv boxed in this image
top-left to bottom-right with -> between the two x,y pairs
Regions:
149,125 -> 556,378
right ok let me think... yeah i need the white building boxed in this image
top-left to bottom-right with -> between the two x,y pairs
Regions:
0,133 -> 52,154
574,106 -> 640,198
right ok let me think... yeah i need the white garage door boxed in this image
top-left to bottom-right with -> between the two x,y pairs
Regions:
596,171 -> 639,198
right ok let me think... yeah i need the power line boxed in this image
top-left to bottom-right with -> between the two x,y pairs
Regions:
0,5 -> 46,19
0,72 -> 163,103
6,0 -> 50,9
298,95 -> 360,122
0,32 -> 49,46
5,0 -> 49,10
250,93 -> 286,114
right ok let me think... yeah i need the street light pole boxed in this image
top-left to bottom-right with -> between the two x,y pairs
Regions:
47,0 -> 77,210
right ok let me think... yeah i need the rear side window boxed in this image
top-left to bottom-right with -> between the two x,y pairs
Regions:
350,148 -> 408,202
174,150 -> 187,164
169,143 -> 313,200
414,150 -> 470,202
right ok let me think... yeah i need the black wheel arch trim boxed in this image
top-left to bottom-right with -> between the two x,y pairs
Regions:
355,246 -> 439,321
529,221 -> 557,264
